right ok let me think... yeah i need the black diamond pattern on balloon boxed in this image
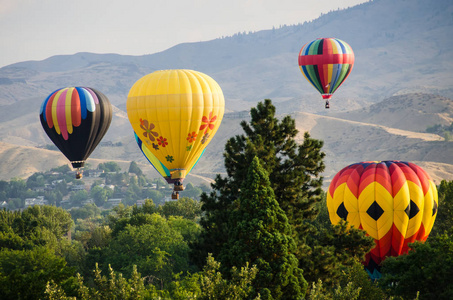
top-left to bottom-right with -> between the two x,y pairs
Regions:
405,200 -> 420,219
367,201 -> 384,221
336,202 -> 348,221
432,200 -> 438,216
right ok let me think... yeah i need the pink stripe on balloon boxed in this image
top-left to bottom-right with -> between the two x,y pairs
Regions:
57,89 -> 69,140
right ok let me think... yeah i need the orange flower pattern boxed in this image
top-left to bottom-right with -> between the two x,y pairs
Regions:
187,131 -> 197,143
199,112 -> 217,134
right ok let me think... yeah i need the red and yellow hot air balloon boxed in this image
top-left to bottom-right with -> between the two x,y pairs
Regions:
298,38 -> 354,108
127,69 -> 225,199
327,161 -> 438,279
40,87 -> 112,178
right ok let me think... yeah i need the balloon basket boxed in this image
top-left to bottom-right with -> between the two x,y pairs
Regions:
171,191 -> 180,200
75,169 -> 83,179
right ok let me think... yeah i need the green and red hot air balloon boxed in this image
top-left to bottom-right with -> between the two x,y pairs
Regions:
298,37 -> 354,108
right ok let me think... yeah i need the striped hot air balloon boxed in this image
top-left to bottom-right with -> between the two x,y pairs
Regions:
39,87 -> 112,178
298,38 -> 354,108
327,161 -> 438,279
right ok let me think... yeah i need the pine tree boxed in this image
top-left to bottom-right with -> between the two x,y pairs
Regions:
194,99 -> 325,265
219,157 -> 307,299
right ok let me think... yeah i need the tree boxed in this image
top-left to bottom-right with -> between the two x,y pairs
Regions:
26,173 -> 46,189
90,186 -> 111,207
45,264 -> 146,300
128,161 -> 143,176
70,203 -> 101,220
432,179 -> 453,236
167,254 -> 259,300
194,99 -> 325,269
69,190 -> 89,207
182,183 -> 203,200
379,234 -> 453,299
219,157 -> 307,299
158,197 -> 202,221
98,161 -> 121,173
0,205 -> 73,250
302,194 -> 374,285
0,247 -> 76,300
103,213 -> 195,286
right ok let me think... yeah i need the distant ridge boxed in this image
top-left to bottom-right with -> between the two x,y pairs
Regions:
0,0 -> 452,185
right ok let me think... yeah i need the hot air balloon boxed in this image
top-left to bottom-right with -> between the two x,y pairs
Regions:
327,161 -> 438,279
298,38 -> 354,108
127,69 -> 225,199
40,87 -> 113,179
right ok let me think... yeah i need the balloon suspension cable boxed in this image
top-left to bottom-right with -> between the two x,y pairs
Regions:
75,168 -> 83,179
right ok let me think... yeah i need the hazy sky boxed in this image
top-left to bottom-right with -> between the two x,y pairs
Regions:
0,0 -> 367,68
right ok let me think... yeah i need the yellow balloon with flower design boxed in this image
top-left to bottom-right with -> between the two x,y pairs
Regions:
127,69 -> 225,197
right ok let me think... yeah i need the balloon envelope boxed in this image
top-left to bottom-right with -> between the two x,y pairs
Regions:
127,69 -> 225,186
134,132 -> 205,181
39,87 -> 112,171
298,38 -> 354,106
327,161 -> 438,279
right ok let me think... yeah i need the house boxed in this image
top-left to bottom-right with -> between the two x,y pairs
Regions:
24,196 -> 48,208
107,198 -> 122,207
87,169 -> 104,178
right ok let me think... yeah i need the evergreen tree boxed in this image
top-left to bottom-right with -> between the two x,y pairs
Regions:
128,161 -> 143,176
432,179 -> 453,236
219,157 -> 307,299
194,99 -> 325,266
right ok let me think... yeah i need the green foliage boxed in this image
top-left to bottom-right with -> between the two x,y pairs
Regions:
103,213 -> 195,287
50,164 -> 72,174
70,203 -> 101,220
0,205 -> 72,250
432,179 -> 453,236
167,254 -> 259,300
26,172 -> 46,189
195,99 -> 325,272
45,264 -> 146,300
336,260 -> 387,300
379,234 -> 453,299
426,122 -> 453,137
90,185 -> 113,207
158,197 -> 202,221
183,182 -> 203,200
307,279 -> 361,300
142,188 -> 165,204
0,247 -> 76,300
220,157 -> 307,299
69,189 -> 89,207
97,161 -> 121,173
128,161 -> 143,176
300,221 -> 374,285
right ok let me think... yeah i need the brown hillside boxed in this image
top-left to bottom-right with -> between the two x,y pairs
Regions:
331,93 -> 453,132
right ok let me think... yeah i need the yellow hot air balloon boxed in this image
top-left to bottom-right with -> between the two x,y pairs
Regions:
127,69 -> 225,199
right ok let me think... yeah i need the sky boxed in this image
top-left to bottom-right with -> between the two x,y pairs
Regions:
0,0 -> 368,68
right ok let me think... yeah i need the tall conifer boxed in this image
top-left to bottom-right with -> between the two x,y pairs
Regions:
194,99 -> 325,266
219,157 -> 307,299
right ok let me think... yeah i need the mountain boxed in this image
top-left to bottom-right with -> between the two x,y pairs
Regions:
0,0 -> 452,187
331,93 -> 453,132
